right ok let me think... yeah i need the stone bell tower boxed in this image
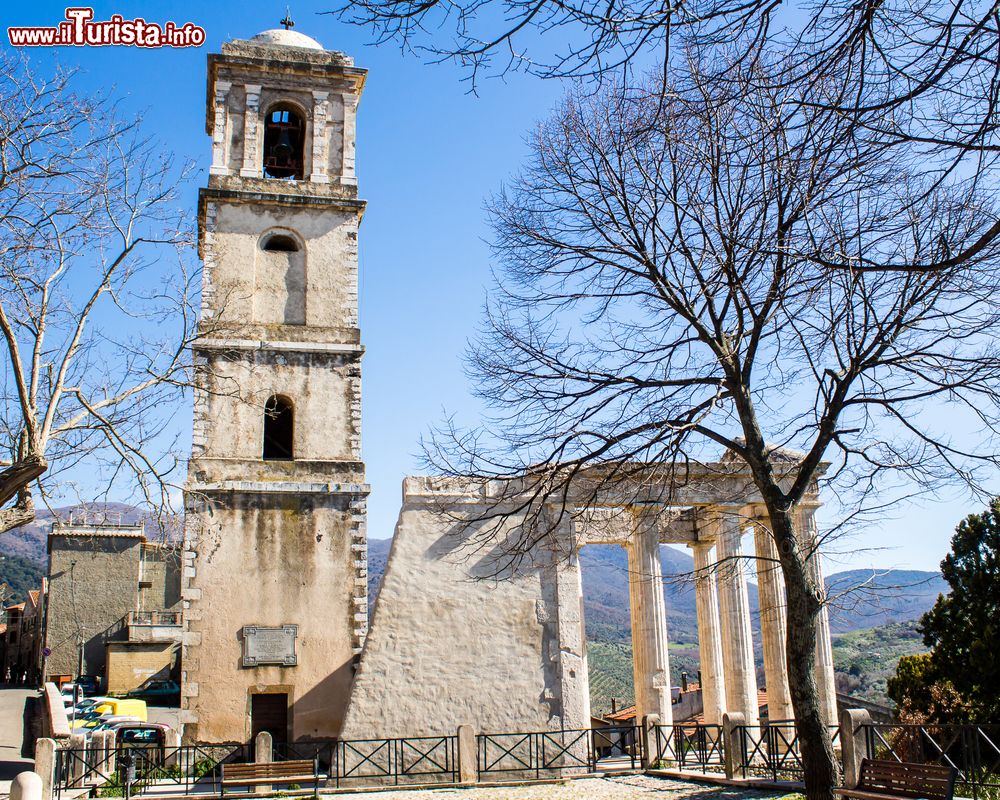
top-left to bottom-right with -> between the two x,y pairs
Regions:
181,24 -> 368,743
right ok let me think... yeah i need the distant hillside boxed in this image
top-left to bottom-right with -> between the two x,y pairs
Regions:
832,620 -> 928,705
0,552 -> 45,603
826,569 -> 947,633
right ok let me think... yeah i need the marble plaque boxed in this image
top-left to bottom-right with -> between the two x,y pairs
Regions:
242,624 -> 297,667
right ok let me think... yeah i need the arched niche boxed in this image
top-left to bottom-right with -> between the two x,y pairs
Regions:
254,229 -> 306,325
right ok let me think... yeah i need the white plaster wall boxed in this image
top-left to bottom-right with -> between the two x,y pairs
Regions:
208,204 -> 359,330
340,497 -> 579,740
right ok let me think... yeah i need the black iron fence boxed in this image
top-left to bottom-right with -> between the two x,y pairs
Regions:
734,722 -> 841,782
863,724 -> 1000,800
273,739 -> 338,773
54,743 -> 249,799
333,736 -> 458,787
477,725 -> 641,779
653,723 -> 725,774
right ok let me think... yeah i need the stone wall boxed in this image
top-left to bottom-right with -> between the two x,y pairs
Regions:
339,481 -> 590,740
139,544 -> 182,611
183,489 -> 362,742
44,529 -> 144,679
106,641 -> 178,693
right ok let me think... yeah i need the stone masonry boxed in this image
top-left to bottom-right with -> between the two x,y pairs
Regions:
181,28 -> 370,743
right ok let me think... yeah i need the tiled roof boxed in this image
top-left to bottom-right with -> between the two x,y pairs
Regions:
602,683 -> 703,722
605,705 -> 638,722
27,589 -> 40,606
5,602 -> 24,611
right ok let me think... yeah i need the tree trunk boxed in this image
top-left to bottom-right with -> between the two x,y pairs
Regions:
0,456 -> 45,534
770,506 -> 840,800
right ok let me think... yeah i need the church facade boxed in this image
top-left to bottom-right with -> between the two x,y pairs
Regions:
181,27 -> 369,743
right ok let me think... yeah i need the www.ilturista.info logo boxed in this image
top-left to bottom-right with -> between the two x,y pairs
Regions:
8,7 -> 206,48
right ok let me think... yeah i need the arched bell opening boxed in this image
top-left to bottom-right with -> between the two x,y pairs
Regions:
263,104 -> 306,180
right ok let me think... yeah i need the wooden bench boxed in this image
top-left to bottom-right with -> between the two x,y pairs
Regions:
220,759 -> 319,798
839,758 -> 958,800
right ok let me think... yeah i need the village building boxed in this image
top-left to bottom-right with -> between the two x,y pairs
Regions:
42,522 -> 182,693
1,587 -> 45,684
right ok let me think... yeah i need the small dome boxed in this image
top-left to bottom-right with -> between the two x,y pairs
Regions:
251,28 -> 324,50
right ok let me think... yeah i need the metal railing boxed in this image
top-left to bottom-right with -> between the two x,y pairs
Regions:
734,722 -> 841,782
477,725 -> 641,779
129,610 -> 182,626
54,743 -> 249,799
654,723 -> 725,774
333,735 -> 458,787
273,739 -> 337,773
863,724 -> 1000,800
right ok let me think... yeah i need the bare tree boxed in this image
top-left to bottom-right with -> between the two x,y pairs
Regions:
0,55 -> 199,534
328,0 -> 1000,272
423,55 -> 1000,800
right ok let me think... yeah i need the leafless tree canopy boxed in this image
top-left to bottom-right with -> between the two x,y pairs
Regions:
328,0 -> 1000,272
0,55 -> 199,533
423,54 -> 1000,799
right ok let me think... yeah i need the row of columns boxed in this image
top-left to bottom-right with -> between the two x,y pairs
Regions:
623,504 -> 837,731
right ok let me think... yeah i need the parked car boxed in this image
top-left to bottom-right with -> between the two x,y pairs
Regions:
71,699 -> 148,730
83,715 -> 143,733
59,684 -> 82,708
126,680 -> 180,706
93,698 -> 148,720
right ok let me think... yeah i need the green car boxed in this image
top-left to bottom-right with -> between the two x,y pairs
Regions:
126,680 -> 180,706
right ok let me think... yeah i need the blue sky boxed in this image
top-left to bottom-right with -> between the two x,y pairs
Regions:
2,0 -> 989,573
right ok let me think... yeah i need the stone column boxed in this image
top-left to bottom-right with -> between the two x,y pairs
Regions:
752,515 -> 794,723
627,513 -> 674,727
548,508 -> 591,731
340,93 -> 359,186
796,504 -> 838,727
309,91 -> 330,183
713,510 -> 759,728
689,540 -> 726,727
239,84 -> 262,178
209,81 -> 232,176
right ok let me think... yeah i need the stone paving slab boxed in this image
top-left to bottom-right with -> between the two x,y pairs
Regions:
317,775 -> 802,800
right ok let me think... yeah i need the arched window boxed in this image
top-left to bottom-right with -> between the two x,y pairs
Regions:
261,233 -> 299,252
263,395 -> 294,460
262,105 -> 305,180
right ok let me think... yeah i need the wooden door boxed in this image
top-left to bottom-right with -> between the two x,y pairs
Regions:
250,693 -> 288,744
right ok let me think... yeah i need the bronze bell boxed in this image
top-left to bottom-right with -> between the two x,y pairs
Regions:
272,127 -> 294,165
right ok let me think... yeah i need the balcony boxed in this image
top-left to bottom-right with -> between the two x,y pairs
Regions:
126,610 -> 182,643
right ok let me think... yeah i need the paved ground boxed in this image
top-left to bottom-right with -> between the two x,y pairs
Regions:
0,687 -> 34,797
318,775 -> 800,800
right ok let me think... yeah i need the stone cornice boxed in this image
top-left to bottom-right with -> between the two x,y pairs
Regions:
187,480 -> 370,496
193,338 -> 365,357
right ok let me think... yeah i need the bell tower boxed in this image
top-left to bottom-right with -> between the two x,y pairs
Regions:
181,24 -> 369,743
